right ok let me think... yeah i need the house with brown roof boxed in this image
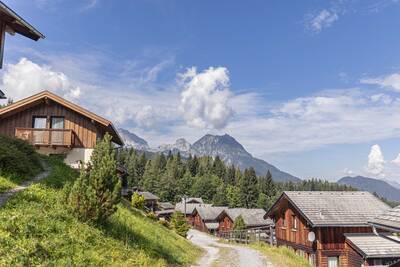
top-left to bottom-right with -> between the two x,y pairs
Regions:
217,208 -> 273,232
175,198 -> 210,226
0,91 -> 123,168
265,191 -> 391,267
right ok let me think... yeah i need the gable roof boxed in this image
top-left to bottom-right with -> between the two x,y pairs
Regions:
266,191 -> 390,227
369,205 -> 400,233
0,90 -> 123,145
175,202 -> 211,215
194,206 -> 226,221
183,197 -> 203,204
345,233 -> 400,259
224,208 -> 273,227
0,1 -> 44,41
137,191 -> 159,201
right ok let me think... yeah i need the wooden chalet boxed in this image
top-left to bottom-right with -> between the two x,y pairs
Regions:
0,90 -> 123,168
175,198 -> 208,226
265,191 -> 391,267
136,191 -> 159,212
192,205 -> 226,234
0,1 -> 44,68
217,208 -> 273,232
344,233 -> 400,267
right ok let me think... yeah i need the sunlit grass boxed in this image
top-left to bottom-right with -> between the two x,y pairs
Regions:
0,157 -> 201,266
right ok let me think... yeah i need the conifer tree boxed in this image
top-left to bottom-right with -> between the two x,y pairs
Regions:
68,133 -> 121,223
239,167 -> 259,208
226,185 -> 241,208
233,215 -> 246,230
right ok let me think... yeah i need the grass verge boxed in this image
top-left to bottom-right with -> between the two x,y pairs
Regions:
0,157 -> 201,266
250,242 -> 311,267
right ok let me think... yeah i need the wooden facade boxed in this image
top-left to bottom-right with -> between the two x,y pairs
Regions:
218,214 -> 234,232
0,91 -> 122,167
268,194 -> 382,267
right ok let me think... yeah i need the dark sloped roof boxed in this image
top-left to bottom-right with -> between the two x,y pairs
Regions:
225,208 -> 273,227
137,191 -> 159,201
345,233 -> 400,258
159,202 -> 174,210
266,191 -> 390,227
183,197 -> 203,204
0,1 -> 44,40
369,205 -> 400,232
195,206 -> 226,221
175,202 -> 212,215
0,89 -> 5,99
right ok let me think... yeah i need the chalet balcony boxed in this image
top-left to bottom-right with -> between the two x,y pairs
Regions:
15,127 -> 76,147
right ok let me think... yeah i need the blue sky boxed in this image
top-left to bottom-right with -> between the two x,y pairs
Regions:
2,0 -> 400,182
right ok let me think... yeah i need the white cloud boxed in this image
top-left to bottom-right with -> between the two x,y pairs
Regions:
365,144 -> 386,176
391,153 -> 400,166
361,73 -> 400,92
179,66 -> 233,129
343,168 -> 355,176
1,58 -> 81,101
308,9 -> 339,33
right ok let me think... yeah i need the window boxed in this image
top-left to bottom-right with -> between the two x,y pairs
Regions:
51,117 -> 64,129
292,215 -> 298,229
33,116 -> 47,128
282,211 -> 287,227
328,256 -> 339,267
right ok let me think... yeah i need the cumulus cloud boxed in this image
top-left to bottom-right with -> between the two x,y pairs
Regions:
308,9 -> 339,33
179,67 -> 233,129
1,58 -> 81,101
365,144 -> 386,176
361,73 -> 400,92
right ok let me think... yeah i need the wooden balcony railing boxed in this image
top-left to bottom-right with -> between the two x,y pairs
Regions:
15,128 -> 76,147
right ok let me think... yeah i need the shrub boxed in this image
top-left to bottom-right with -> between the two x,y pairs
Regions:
0,135 -> 42,178
170,212 -> 190,237
68,133 -> 121,223
233,215 -> 246,230
131,192 -> 145,210
158,219 -> 170,228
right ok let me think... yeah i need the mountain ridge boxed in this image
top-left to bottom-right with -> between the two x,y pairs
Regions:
119,129 -> 300,182
338,175 -> 400,202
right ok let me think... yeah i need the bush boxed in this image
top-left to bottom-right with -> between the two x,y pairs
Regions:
158,219 -> 170,228
131,192 -> 145,210
0,135 -> 42,178
68,133 -> 121,223
233,215 -> 246,230
170,212 -> 190,237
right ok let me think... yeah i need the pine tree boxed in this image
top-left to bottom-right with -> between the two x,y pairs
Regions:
68,133 -> 121,223
226,185 -> 241,208
171,211 -> 190,237
239,167 -> 259,208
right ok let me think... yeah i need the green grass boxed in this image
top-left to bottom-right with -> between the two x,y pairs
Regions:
0,158 -> 201,266
250,242 -> 312,267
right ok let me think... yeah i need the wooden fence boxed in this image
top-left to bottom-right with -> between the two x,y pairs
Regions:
218,225 -> 275,245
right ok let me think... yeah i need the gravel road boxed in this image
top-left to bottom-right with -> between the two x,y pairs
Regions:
188,229 -> 274,267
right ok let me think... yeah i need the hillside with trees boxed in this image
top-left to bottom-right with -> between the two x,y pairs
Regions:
118,148 -> 356,210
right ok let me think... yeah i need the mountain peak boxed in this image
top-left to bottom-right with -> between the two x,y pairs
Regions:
118,128 -> 149,150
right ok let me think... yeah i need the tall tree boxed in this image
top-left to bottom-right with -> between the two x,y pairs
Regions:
239,167 -> 259,208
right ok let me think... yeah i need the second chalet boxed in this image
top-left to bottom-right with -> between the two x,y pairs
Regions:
0,90 -> 123,168
265,191 -> 391,267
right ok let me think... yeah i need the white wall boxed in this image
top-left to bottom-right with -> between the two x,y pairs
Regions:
64,148 -> 93,169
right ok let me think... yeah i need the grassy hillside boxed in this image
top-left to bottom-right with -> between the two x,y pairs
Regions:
0,135 -> 43,193
251,243 -> 311,267
0,157 -> 201,266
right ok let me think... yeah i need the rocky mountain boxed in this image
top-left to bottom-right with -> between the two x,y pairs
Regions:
338,176 -> 400,202
119,129 -> 300,182
118,128 -> 150,151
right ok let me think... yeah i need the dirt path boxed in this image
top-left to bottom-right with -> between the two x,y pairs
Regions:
0,169 -> 50,207
188,229 -> 274,267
